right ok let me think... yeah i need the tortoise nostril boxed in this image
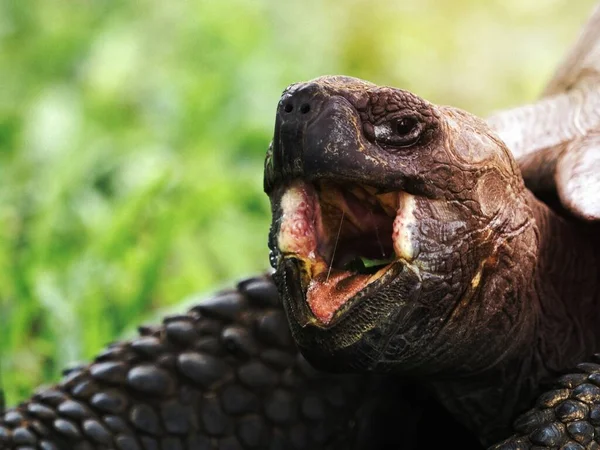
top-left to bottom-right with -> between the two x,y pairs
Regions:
284,104 -> 294,113
300,103 -> 311,114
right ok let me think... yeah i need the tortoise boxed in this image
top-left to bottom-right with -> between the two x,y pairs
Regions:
1,4 -> 600,450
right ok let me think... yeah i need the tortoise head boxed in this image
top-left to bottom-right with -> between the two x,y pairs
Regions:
264,76 -> 535,375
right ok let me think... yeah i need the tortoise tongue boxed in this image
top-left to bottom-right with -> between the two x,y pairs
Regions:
306,270 -> 372,324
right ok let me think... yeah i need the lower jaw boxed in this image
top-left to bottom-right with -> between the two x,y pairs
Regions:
277,258 -> 411,372
279,257 -> 403,329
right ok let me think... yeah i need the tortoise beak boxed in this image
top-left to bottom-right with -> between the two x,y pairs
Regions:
264,80 -> 394,194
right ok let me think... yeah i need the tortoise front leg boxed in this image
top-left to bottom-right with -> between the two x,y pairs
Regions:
0,275 -> 379,450
486,81 -> 600,194
555,131 -> 600,221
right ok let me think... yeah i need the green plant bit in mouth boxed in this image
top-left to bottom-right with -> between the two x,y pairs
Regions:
344,256 -> 396,274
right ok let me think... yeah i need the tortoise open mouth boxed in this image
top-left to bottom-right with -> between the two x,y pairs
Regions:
275,180 -> 412,325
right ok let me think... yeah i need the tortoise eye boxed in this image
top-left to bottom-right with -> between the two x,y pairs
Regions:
374,116 -> 423,148
395,117 -> 418,137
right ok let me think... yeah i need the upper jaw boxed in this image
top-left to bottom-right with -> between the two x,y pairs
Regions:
264,84 -> 419,196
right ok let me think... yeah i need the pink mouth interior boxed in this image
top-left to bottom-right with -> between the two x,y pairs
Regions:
278,181 -> 398,324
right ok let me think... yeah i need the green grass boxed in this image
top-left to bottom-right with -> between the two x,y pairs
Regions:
0,0 -> 596,405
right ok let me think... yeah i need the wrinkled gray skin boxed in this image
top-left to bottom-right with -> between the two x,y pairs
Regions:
265,5 -> 600,446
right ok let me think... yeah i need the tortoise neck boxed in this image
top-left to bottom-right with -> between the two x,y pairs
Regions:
529,193 -> 600,369
430,192 -> 600,445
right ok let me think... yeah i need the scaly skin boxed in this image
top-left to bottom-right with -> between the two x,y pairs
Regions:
0,276 -> 380,450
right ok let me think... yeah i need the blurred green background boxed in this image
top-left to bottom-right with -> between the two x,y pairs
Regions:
0,0 -> 596,405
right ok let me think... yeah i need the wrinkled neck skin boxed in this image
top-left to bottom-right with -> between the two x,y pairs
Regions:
429,192 -> 600,446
